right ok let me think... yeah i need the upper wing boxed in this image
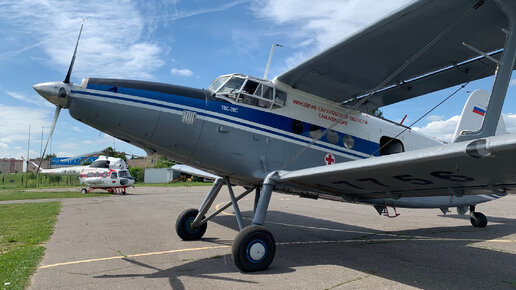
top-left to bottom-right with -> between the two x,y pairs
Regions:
277,0 -> 512,111
275,133 -> 516,200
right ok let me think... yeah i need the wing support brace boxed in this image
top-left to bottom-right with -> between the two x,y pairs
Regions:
455,0 -> 516,142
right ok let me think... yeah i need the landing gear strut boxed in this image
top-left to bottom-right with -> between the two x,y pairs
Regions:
175,173 -> 278,272
469,205 -> 488,228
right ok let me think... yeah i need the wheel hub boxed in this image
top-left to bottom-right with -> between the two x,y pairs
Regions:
248,240 -> 266,261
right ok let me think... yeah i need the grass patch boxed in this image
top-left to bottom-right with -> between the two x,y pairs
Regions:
0,202 -> 61,290
501,280 -> 516,289
0,190 -> 107,201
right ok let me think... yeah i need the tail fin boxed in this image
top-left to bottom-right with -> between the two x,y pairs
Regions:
452,89 -> 506,143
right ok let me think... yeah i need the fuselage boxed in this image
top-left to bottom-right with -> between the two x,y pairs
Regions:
33,74 -> 501,208
69,75 -> 441,180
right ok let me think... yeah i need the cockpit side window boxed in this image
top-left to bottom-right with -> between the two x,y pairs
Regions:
242,80 -> 258,95
219,78 -> 245,94
273,89 -> 287,108
111,172 -> 118,179
211,75 -> 286,110
255,84 -> 273,108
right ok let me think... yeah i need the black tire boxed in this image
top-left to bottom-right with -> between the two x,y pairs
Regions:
232,225 -> 276,272
470,212 -> 488,228
175,209 -> 207,240
81,188 -> 87,194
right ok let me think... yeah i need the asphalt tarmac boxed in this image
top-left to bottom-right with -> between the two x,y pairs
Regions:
28,186 -> 516,289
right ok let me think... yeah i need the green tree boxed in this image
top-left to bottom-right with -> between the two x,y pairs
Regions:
44,153 -> 57,160
369,108 -> 383,117
101,147 -> 127,161
129,166 -> 144,183
153,156 -> 174,168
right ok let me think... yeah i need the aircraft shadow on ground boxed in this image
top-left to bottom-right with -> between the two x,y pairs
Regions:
94,210 -> 516,289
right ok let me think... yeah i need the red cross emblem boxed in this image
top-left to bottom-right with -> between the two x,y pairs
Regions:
324,153 -> 335,165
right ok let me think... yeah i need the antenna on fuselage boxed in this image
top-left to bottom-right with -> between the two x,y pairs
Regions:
263,43 -> 283,80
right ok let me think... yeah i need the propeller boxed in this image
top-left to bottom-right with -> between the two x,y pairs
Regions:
64,19 -> 84,84
36,20 -> 84,174
36,106 -> 60,174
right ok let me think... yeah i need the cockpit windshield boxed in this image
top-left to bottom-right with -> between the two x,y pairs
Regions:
208,74 -> 286,109
118,170 -> 133,179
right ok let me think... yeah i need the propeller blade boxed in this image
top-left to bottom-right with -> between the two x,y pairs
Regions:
64,19 -> 84,84
36,106 -> 61,174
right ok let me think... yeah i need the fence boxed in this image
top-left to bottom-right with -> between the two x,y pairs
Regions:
0,173 -> 81,189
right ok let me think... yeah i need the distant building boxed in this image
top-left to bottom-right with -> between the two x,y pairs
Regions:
144,168 -> 180,183
26,158 -> 50,173
127,154 -> 159,168
0,158 -> 24,174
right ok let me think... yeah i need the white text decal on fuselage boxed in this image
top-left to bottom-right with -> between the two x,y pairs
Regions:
221,104 -> 238,113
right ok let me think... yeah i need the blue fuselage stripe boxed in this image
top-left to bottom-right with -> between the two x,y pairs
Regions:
74,86 -> 380,158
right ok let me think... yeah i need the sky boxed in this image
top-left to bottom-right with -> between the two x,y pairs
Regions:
0,0 -> 515,159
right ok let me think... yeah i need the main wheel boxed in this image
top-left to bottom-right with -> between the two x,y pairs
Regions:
81,188 -> 87,194
232,225 -> 276,272
470,212 -> 488,228
175,209 -> 207,240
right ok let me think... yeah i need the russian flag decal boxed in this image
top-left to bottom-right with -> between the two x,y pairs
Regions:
473,106 -> 486,116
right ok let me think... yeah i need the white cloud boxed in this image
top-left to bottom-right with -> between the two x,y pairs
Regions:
164,1 -> 247,21
0,105 -> 50,144
4,89 -> 54,108
71,126 -> 82,132
56,151 -> 74,157
252,0 -> 413,63
0,0 -> 164,80
503,113 -> 516,133
412,113 -> 516,142
426,115 -> 445,122
171,68 -> 193,77
0,142 -> 9,158
412,115 -> 460,142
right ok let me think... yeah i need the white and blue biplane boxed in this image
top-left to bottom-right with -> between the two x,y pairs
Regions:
33,0 -> 516,272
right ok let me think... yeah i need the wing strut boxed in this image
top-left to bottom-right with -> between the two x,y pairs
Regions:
455,0 -> 516,142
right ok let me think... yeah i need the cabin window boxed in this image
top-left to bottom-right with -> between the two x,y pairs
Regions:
309,125 -> 322,139
380,136 -> 404,155
327,130 -> 339,144
111,172 -> 118,179
343,135 -> 355,149
291,120 -> 303,134
87,172 -> 94,178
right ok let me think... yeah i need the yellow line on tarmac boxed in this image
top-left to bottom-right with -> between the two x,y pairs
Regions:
215,202 -> 235,216
39,245 -> 230,269
486,239 -> 516,243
